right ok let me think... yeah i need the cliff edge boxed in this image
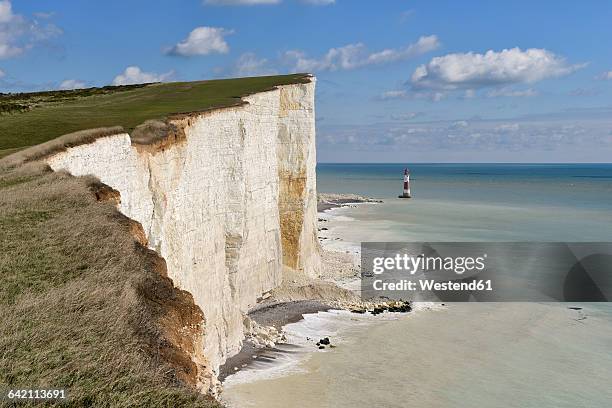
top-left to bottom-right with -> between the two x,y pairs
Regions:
40,78 -> 320,391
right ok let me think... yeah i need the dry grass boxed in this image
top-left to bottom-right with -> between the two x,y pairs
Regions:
131,120 -> 185,148
0,164 -> 221,408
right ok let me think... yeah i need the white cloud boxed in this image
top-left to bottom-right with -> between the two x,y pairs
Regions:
450,120 -> 469,129
231,52 -> 277,76
378,89 -> 445,102
0,0 -> 61,59
596,71 -> 612,80
487,87 -> 538,97
379,90 -> 408,100
463,89 -> 476,99
59,79 -> 86,90
494,123 -> 520,132
317,115 -> 612,162
366,36 -> 439,65
411,47 -> 585,91
112,66 -> 175,86
166,26 -> 232,57
428,92 -> 446,102
0,68 -> 4,77
204,0 -> 280,5
0,0 -> 23,58
0,0 -> 11,23
390,112 -> 422,121
0,43 -> 20,58
285,35 -> 439,72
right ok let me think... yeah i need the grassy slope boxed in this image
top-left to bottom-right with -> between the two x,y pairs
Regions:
0,165 -> 220,408
0,75 -> 311,406
0,73 -> 310,157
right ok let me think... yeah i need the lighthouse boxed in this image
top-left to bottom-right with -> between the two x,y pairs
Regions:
398,168 -> 411,198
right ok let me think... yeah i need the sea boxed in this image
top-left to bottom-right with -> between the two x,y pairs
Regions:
221,164 -> 612,408
317,163 -> 612,245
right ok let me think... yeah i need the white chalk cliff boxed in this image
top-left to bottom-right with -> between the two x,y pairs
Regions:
46,79 -> 320,390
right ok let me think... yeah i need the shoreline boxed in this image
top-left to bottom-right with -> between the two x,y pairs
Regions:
219,300 -> 334,381
248,300 -> 333,330
222,183 -> 612,407
220,193 -> 394,387
317,192 -> 383,213
222,303 -> 612,408
316,192 -> 384,257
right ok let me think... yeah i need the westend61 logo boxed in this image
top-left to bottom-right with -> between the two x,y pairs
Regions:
372,253 -> 487,275
361,242 -> 612,302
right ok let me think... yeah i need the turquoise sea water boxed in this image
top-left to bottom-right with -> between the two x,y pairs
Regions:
222,164 -> 612,408
223,304 -> 612,408
317,163 -> 612,242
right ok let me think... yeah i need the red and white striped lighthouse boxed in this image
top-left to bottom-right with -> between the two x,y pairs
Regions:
399,168 -> 411,198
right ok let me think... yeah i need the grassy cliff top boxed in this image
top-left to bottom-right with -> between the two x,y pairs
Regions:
0,73 -> 311,158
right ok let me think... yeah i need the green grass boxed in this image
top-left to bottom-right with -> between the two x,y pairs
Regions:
0,74 -> 310,152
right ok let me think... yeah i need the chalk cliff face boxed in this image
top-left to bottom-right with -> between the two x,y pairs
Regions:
46,79 -> 320,389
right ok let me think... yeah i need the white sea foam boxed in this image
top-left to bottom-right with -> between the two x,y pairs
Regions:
222,306 -> 436,389
326,214 -> 355,222
222,311 -> 373,387
318,208 -> 363,255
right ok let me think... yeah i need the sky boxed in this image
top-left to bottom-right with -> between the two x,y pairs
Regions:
1,0 -> 612,162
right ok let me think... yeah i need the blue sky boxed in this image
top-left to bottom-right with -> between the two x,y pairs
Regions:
1,0 -> 612,162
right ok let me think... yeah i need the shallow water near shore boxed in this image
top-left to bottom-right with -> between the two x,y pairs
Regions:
317,163 -> 612,243
222,303 -> 612,408
222,164 -> 612,407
